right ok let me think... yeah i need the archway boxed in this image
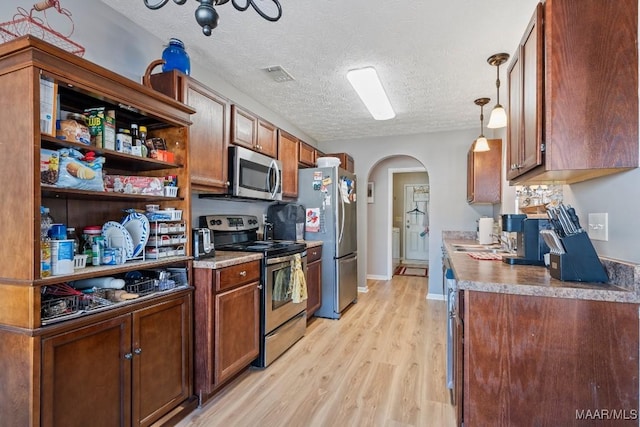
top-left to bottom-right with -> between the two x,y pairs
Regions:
366,155 -> 428,281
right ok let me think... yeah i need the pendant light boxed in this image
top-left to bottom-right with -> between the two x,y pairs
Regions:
474,97 -> 491,152
486,53 -> 510,129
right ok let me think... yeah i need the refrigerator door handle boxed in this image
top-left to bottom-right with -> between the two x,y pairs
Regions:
338,179 -> 345,244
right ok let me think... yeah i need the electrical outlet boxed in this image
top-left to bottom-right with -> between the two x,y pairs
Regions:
262,213 -> 268,224
588,213 -> 608,241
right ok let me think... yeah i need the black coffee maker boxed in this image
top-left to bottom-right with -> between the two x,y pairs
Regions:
267,203 -> 306,241
501,214 -> 550,266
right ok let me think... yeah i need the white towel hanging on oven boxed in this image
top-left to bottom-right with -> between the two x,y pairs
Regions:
290,253 -> 307,303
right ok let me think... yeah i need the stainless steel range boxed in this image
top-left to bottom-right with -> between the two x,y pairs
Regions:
200,214 -> 307,367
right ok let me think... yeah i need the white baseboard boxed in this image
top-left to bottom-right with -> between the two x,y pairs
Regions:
426,293 -> 445,301
357,286 -> 369,293
366,274 -> 390,281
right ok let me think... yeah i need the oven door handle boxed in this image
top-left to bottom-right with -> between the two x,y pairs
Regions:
266,251 -> 307,266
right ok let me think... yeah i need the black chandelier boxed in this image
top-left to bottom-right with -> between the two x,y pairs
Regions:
143,0 -> 282,36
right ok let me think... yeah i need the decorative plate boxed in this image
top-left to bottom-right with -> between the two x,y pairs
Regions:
102,221 -> 135,260
121,212 -> 150,258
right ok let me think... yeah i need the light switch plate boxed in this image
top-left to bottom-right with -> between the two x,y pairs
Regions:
588,213 -> 608,241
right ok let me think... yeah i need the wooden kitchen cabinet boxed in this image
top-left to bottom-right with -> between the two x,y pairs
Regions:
467,139 -> 502,204
231,105 -> 278,158
41,294 -> 192,427
305,246 -> 323,318
462,290 -> 639,426
324,152 -> 355,173
507,0 -> 638,184
299,140 -> 317,167
0,37 -> 196,426
193,260 -> 261,402
278,130 -> 300,199
257,118 -> 278,158
149,70 -> 230,193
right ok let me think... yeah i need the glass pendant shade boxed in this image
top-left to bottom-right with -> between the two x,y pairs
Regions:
474,136 -> 490,152
487,105 -> 507,129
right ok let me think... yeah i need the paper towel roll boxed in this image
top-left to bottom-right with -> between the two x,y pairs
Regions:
478,217 -> 494,244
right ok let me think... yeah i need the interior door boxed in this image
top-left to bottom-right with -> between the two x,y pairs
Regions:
404,184 -> 429,261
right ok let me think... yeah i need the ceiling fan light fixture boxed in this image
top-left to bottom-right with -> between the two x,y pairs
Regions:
347,67 -> 395,121
486,52 -> 510,129
473,97 -> 491,152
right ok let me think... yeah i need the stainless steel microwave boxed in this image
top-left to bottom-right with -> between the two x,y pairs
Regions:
228,146 -> 282,201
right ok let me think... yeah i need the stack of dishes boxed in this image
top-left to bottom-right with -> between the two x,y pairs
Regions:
102,212 -> 150,261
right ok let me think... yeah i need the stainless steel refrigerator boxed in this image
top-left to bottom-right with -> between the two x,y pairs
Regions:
298,167 -> 357,319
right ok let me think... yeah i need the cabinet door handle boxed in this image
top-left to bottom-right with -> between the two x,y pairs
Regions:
124,353 -> 133,360
134,348 -> 142,355
225,181 -> 230,187
257,284 -> 263,290
239,270 -> 247,277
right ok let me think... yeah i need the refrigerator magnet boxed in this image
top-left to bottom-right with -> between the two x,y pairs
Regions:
306,208 -> 320,232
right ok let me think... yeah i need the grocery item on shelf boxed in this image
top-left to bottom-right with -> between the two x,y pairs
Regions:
56,148 -> 105,191
84,107 -> 115,149
103,175 -> 164,195
40,149 -> 59,185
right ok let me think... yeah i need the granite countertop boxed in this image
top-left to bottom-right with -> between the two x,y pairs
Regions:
193,251 -> 263,269
443,237 -> 640,304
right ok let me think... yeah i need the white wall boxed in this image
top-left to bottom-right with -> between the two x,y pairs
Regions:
321,130 -> 496,296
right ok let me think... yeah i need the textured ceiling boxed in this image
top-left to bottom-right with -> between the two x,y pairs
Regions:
101,0 -> 539,143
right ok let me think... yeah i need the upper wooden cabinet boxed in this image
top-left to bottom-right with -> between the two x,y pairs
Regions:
278,130 -> 300,199
257,119 -> 278,158
467,139 -> 502,204
324,152 -> 355,173
149,70 -> 230,193
231,105 -> 277,158
507,0 -> 638,185
299,140 -> 317,167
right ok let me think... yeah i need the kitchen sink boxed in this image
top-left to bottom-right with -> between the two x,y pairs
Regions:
451,244 -> 510,254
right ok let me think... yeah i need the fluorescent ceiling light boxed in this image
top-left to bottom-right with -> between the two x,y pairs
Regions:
347,67 -> 395,120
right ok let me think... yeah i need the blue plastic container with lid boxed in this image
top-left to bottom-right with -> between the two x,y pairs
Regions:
162,38 -> 190,75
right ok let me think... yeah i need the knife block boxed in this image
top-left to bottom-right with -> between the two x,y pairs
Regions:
548,232 -> 608,282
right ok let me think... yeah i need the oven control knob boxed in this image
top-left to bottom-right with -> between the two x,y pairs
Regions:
214,219 -> 222,225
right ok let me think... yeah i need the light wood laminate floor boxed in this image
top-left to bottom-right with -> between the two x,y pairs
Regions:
178,275 -> 455,427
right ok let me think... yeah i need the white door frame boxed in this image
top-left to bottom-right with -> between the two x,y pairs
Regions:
386,166 -> 427,279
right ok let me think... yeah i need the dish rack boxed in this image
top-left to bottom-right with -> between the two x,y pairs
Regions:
145,211 -> 187,259
0,1 -> 85,57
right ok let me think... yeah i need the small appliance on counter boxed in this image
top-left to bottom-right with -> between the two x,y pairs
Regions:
477,217 -> 494,245
192,228 -> 214,259
501,214 -> 550,266
267,202 -> 305,241
541,203 -> 608,282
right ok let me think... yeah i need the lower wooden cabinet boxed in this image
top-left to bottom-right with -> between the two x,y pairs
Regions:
41,292 -> 193,427
193,260 -> 261,402
462,290 -> 639,426
306,246 -> 322,318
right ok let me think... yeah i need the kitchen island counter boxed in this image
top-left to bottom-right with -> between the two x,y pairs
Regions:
443,238 -> 640,303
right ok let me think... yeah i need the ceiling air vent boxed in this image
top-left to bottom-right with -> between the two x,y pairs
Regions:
263,65 -> 295,83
